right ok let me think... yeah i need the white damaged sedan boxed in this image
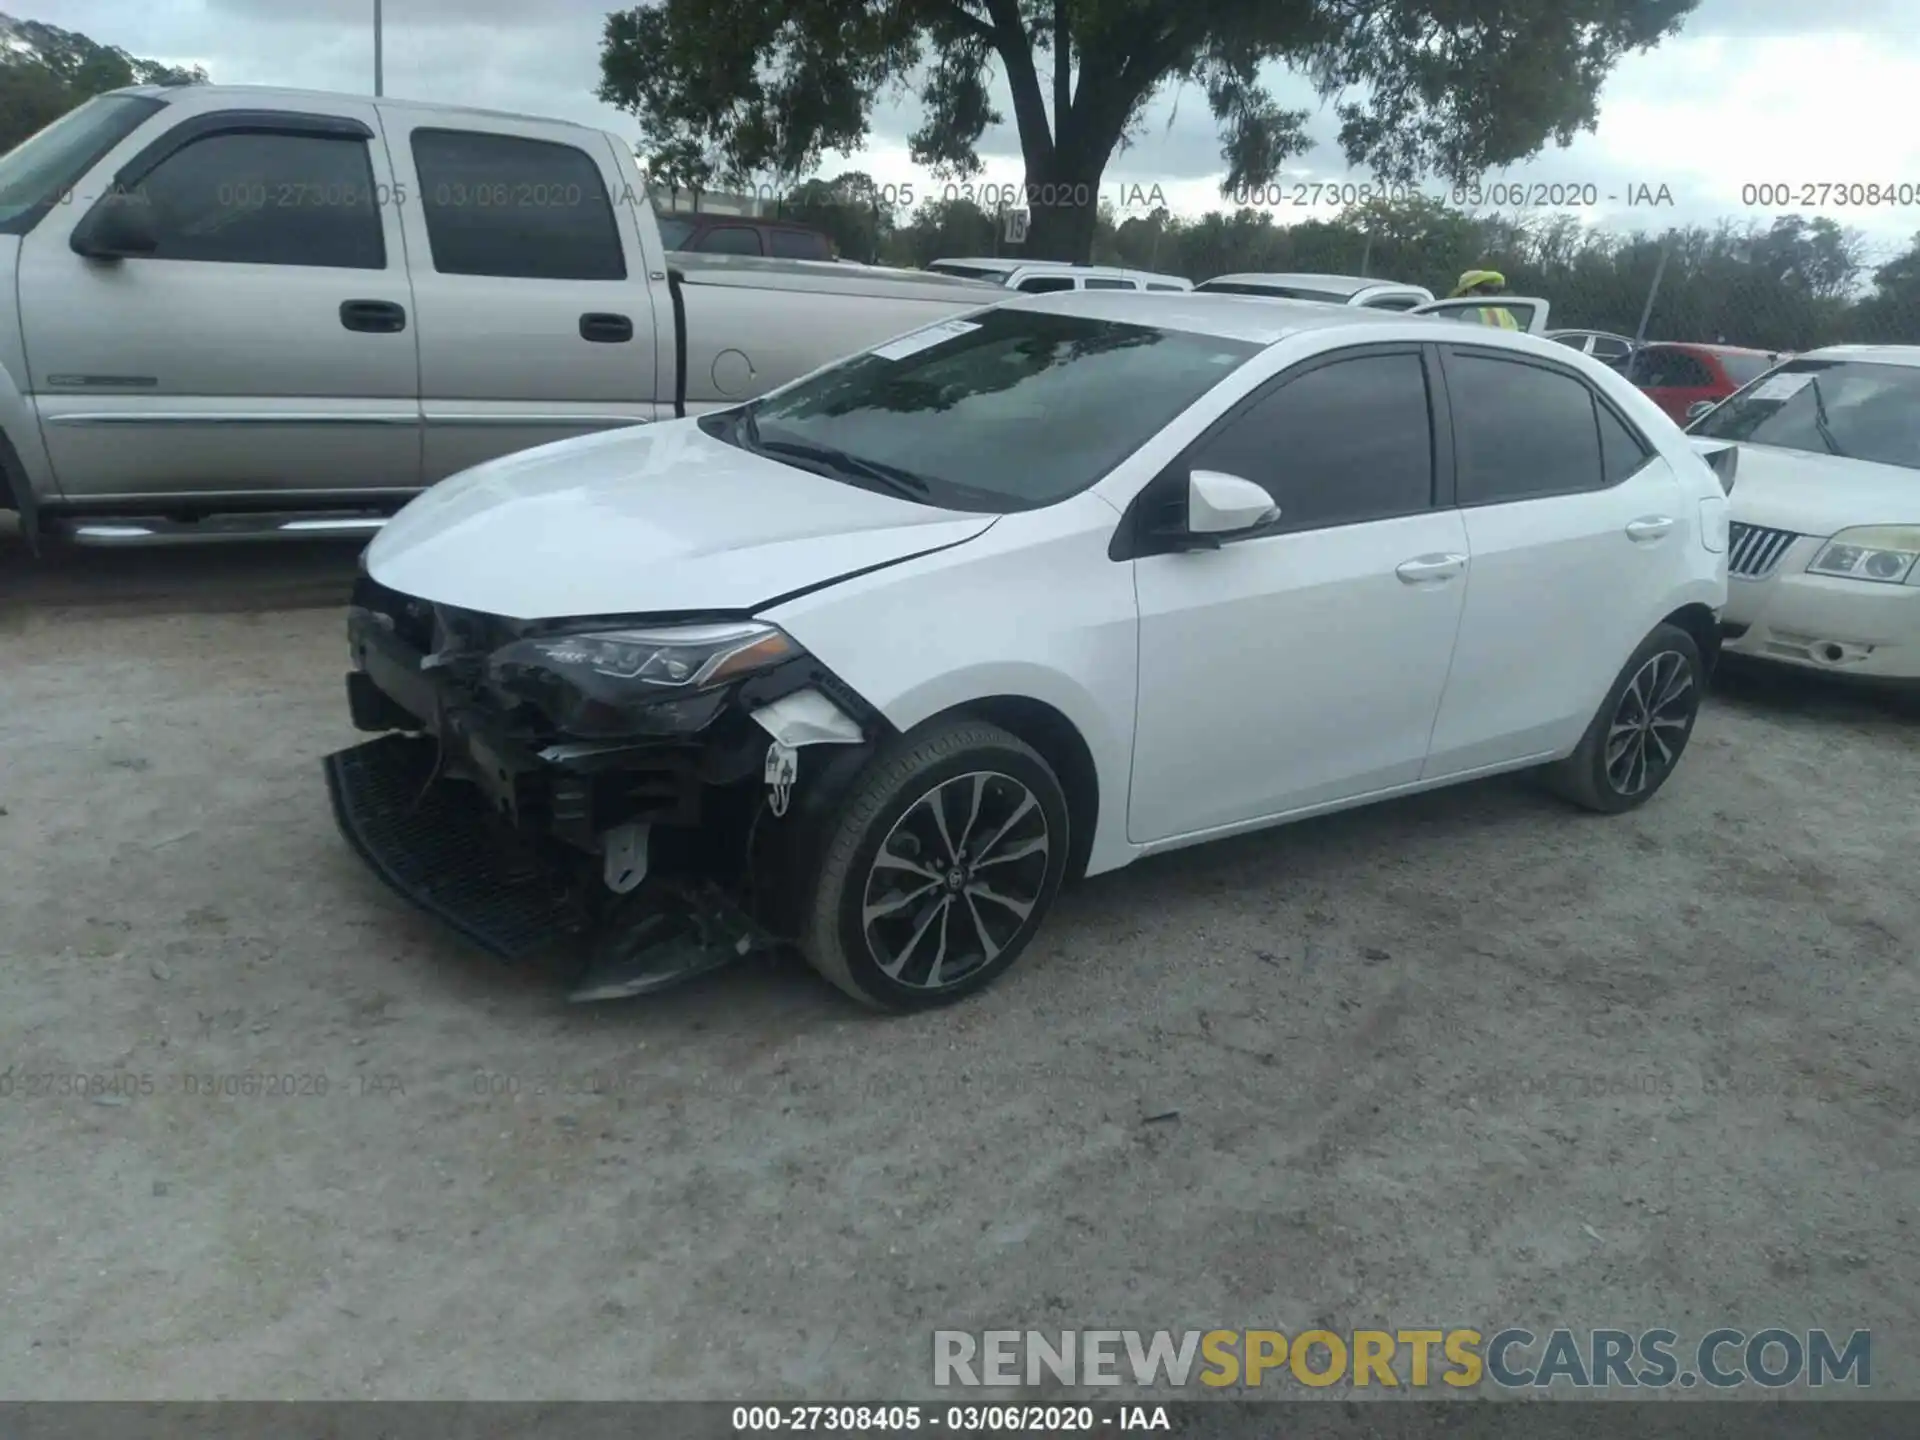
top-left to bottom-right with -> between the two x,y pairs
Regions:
1692,344 -> 1920,680
327,291 -> 1727,1011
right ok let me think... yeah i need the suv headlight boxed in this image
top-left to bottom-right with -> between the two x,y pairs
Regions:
1805,526 -> 1920,586
488,621 -> 802,737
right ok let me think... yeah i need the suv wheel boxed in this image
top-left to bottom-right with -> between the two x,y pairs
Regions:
801,718 -> 1069,1011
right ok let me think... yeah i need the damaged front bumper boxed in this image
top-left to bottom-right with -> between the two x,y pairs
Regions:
325,579 -> 880,999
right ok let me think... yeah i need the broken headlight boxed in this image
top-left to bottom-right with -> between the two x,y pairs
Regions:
487,621 -> 801,738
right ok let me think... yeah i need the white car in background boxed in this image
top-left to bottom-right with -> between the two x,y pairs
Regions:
1689,345 -> 1920,680
329,292 -> 1727,1011
1194,272 -> 1435,310
925,257 -> 1193,292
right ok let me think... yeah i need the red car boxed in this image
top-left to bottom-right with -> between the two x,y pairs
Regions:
1623,342 -> 1783,423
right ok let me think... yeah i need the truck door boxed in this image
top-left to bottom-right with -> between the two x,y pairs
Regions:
378,109 -> 664,484
17,97 -> 421,503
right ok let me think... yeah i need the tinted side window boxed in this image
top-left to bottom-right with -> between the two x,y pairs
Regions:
1187,352 -> 1433,531
1448,352 -> 1604,504
1597,401 -> 1653,484
1146,282 -> 1183,291
698,225 -> 763,255
1016,275 -> 1075,293
411,129 -> 625,280
136,131 -> 384,269
1084,277 -> 1134,289
768,228 -> 829,259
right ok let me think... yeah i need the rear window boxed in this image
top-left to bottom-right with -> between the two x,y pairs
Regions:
1717,353 -> 1775,387
707,307 -> 1262,512
1690,359 -> 1920,470
656,215 -> 695,248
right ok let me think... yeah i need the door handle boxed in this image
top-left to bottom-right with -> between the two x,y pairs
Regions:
1395,553 -> 1467,584
340,299 -> 406,334
579,312 -> 634,343
1625,515 -> 1675,542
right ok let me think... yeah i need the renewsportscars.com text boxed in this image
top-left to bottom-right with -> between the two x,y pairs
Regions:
933,1327 -> 1871,1390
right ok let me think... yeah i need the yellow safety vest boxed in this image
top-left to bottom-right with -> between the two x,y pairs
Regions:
1474,305 -> 1521,329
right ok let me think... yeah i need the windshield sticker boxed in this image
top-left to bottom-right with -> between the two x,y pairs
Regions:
1748,372 -> 1812,402
871,318 -> 982,361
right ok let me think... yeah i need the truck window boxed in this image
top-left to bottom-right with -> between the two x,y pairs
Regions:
130,130 -> 385,269
1084,277 -> 1135,289
1015,275 -> 1075,293
768,228 -> 830,260
697,225 -> 764,255
1146,282 -> 1184,291
656,214 -> 696,249
410,128 -> 626,281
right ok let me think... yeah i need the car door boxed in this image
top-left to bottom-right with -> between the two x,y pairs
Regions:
1126,344 -> 1471,843
1410,296 -> 1551,333
1422,344 -> 1684,778
18,102 -> 420,502
381,111 -> 663,483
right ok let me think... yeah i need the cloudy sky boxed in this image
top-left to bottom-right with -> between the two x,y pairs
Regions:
42,0 -> 1920,256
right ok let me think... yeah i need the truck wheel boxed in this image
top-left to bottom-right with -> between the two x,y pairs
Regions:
800,717 -> 1068,1011
1541,622 -> 1704,814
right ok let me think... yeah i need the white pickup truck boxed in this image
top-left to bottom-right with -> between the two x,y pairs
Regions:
0,84 -> 999,546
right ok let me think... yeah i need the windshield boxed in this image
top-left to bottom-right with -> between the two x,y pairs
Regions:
1690,359 -> 1920,470
703,307 -> 1262,511
656,215 -> 695,249
1717,353 -> 1775,387
1195,280 -> 1347,303
0,93 -> 166,232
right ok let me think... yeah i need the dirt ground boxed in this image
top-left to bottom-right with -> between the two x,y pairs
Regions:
2,530 -> 1916,1403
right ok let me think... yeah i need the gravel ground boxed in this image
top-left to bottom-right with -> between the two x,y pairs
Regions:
2,534 -> 1916,1403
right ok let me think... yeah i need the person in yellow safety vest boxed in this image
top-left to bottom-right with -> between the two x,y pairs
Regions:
1449,269 -> 1521,329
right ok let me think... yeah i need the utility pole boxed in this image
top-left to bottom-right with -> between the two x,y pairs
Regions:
1634,242 -> 1670,346
373,0 -> 384,96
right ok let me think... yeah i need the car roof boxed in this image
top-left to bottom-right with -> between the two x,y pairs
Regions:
118,82 -> 599,130
997,288 -> 1413,344
1202,273 -> 1410,296
932,257 -> 1070,273
1796,344 -> 1920,369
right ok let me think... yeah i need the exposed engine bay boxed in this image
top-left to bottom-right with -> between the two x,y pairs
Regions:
325,575 -> 889,1000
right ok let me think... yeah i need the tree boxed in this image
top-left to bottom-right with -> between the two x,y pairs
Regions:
778,171 -> 897,261
0,16 -> 206,152
599,0 -> 1701,264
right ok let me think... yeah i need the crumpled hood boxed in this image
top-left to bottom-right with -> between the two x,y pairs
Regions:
365,419 -> 996,620
1720,442 -> 1920,537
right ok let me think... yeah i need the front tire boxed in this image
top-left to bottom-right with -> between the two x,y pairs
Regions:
801,717 -> 1069,1011
1543,622 -> 1704,813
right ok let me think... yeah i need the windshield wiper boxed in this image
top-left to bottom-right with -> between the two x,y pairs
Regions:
1806,375 -> 1845,457
749,433 -> 932,499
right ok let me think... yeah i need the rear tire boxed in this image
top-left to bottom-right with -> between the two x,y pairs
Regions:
1542,622 -> 1704,814
800,717 -> 1069,1012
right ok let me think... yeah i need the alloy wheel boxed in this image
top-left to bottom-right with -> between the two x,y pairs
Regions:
1605,649 -> 1696,796
860,770 -> 1052,990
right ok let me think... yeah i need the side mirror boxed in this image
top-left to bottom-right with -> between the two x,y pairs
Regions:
1686,399 -> 1718,422
1187,469 -> 1279,539
70,190 -> 159,260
